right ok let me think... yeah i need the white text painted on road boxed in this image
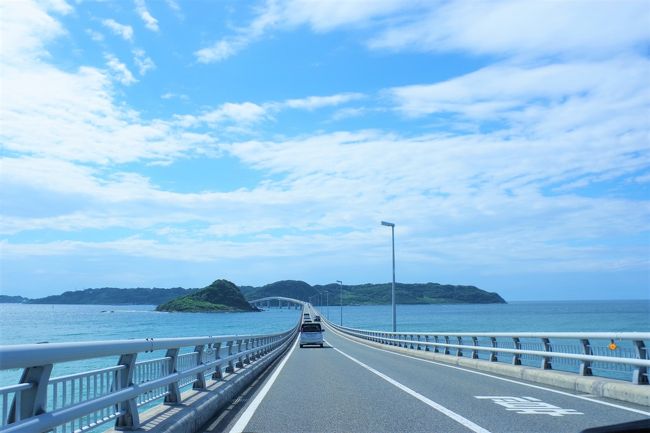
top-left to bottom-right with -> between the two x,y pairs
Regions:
475,396 -> 583,416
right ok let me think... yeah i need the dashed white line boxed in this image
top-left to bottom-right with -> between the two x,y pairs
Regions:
227,337 -> 299,433
326,324 -> 650,417
326,339 -> 493,433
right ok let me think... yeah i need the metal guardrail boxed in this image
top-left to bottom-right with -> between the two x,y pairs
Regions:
325,319 -> 649,385
0,317 -> 301,433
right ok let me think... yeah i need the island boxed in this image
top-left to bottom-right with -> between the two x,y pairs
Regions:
241,280 -> 506,305
156,279 -> 259,313
4,279 -> 506,306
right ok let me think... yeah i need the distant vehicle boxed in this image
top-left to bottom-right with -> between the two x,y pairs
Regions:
314,315 -> 321,322
300,323 -> 324,348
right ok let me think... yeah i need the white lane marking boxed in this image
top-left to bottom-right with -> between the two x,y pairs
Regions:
325,339 -> 492,433
474,396 -> 583,416
228,337 -> 299,433
325,324 -> 650,416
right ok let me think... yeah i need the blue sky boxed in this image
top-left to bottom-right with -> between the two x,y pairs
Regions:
1,0 -> 649,301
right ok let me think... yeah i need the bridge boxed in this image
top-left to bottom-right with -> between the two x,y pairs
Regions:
0,297 -> 648,433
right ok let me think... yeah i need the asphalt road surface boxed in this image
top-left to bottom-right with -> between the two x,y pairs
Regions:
201,313 -> 649,433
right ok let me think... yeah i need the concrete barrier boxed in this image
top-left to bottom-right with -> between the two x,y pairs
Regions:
328,325 -> 650,407
105,334 -> 296,433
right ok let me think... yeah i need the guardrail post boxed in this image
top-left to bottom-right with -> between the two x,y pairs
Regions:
541,338 -> 552,370
632,339 -> 648,384
164,348 -> 181,404
434,336 -> 440,353
579,339 -> 592,376
472,337 -> 479,359
512,338 -> 521,365
424,335 -> 430,351
244,339 -> 251,364
225,341 -> 235,373
489,337 -> 498,362
235,339 -> 244,368
443,336 -> 450,355
7,364 -> 53,425
193,345 -> 206,390
416,335 -> 421,351
114,353 -> 140,430
212,343 -> 223,380
456,337 -> 463,357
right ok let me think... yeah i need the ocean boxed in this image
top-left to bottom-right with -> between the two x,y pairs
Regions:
1,300 -> 648,386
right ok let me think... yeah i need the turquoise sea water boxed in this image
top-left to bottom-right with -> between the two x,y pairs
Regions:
1,300 -> 648,347
1,300 -> 648,386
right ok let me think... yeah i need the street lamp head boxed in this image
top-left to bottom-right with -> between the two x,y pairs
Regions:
381,221 -> 395,227
336,280 -> 342,284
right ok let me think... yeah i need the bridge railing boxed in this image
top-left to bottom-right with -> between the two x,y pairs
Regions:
325,320 -> 649,385
0,321 -> 300,433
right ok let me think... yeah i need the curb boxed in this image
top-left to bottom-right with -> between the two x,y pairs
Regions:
105,334 -> 297,433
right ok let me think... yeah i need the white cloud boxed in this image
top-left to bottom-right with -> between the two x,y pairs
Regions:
132,48 -> 155,75
388,58 -> 650,119
101,18 -> 133,41
135,0 -> 159,32
195,0 -> 280,63
196,0 -> 649,63
282,93 -> 364,110
0,0 -> 70,63
105,53 -> 137,85
86,29 -> 104,42
368,0 -> 650,58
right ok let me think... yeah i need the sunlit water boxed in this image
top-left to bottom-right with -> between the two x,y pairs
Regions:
1,300 -> 647,386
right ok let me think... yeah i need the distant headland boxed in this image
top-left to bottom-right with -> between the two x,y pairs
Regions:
1,280 -> 506,306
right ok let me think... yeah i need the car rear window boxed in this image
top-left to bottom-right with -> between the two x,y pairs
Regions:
301,324 -> 321,332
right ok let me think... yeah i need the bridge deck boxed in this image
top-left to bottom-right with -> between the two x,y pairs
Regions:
202,317 -> 650,433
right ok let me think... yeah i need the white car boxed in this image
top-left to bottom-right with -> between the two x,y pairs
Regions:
300,323 -> 324,348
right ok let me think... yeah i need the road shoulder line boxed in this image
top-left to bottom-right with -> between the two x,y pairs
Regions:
325,324 -> 650,416
326,339 -> 492,433
227,337 -> 299,433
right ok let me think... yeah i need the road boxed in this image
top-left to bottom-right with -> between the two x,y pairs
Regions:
201,312 -> 650,433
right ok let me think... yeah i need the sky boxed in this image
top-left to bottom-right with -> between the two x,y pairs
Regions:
1,0 -> 649,301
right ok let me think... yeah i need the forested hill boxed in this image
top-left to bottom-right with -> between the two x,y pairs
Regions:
241,280 -> 506,305
27,287 -> 196,305
8,280 -> 506,305
156,279 -> 257,313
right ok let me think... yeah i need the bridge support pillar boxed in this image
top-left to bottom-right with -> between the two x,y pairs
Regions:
471,337 -> 479,359
225,341 -> 235,373
579,338 -> 592,376
164,348 -> 182,404
489,337 -> 498,362
512,338 -> 522,365
7,363 -> 53,425
541,338 -> 552,369
193,344 -> 207,390
632,339 -> 648,384
244,339 -> 251,364
235,340 -> 244,368
114,353 -> 140,430
212,342 -> 223,380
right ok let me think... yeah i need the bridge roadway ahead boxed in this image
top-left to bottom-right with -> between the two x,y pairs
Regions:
202,319 -> 650,433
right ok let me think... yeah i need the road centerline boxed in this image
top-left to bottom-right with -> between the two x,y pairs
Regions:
325,339 -> 493,433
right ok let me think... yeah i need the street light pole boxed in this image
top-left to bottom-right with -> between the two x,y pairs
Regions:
326,291 -> 329,319
381,221 -> 396,332
337,280 -> 343,325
